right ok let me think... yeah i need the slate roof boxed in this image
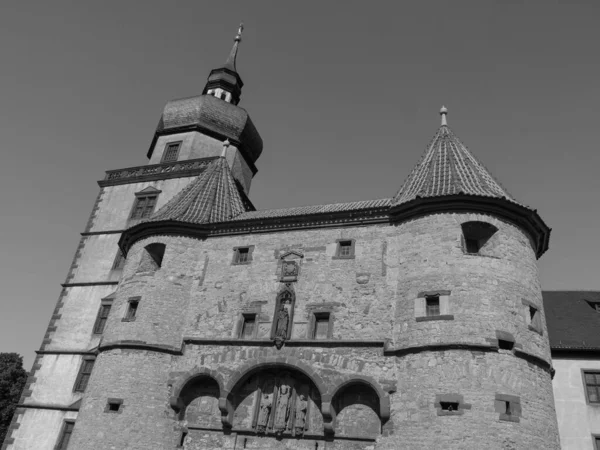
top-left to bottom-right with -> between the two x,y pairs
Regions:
150,94 -> 263,163
392,125 -> 518,207
543,291 -> 600,350
146,157 -> 246,224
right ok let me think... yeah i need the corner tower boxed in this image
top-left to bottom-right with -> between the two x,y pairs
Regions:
387,108 -> 558,448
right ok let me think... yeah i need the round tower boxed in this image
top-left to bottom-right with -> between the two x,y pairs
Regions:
387,108 -> 558,448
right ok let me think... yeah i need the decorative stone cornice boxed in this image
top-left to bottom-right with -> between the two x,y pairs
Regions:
98,157 -> 219,187
389,194 -> 551,258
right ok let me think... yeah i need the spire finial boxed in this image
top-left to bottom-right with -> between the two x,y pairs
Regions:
440,106 -> 448,126
221,139 -> 231,158
225,23 -> 244,71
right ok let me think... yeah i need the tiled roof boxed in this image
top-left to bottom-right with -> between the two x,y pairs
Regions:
392,125 -> 518,207
153,94 -> 262,163
146,157 -> 246,224
230,198 -> 391,222
543,291 -> 600,350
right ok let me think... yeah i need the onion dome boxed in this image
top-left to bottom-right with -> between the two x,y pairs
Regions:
390,107 -> 550,258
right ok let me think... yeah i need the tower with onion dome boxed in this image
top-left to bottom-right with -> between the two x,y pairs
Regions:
5,26 -> 560,450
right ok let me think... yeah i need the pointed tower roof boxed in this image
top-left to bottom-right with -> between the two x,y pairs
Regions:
119,149 -> 251,253
148,156 -> 246,225
392,107 -> 517,207
390,107 -> 550,258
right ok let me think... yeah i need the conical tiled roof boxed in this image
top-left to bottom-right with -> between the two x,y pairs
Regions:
146,157 -> 246,224
392,124 -> 518,207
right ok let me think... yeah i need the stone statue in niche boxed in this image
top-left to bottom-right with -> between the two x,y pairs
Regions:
256,379 -> 274,434
294,393 -> 308,435
273,290 -> 293,349
273,373 -> 294,433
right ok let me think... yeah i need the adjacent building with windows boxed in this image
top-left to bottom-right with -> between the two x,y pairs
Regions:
5,25 -> 595,450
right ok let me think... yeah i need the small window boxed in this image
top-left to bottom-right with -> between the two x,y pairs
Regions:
498,339 -> 514,350
125,298 -> 139,321
585,300 -> 600,312
55,420 -> 75,450
130,195 -> 157,220
595,436 -> 600,450
162,141 -> 181,163
461,221 -> 498,254
93,303 -> 112,334
584,371 -> 600,403
313,313 -> 331,340
240,315 -> 256,339
495,394 -> 521,422
74,358 -> 95,392
236,248 -> 249,264
426,296 -> 440,317
440,402 -> 459,412
112,250 -> 126,270
335,240 -> 355,259
105,399 -> 122,413
232,246 -> 253,265
179,431 -> 188,447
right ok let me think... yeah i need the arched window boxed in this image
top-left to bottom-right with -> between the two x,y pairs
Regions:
137,243 -> 165,273
461,221 -> 498,254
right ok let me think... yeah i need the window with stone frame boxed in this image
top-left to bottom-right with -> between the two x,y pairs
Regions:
334,239 -> 356,259
130,194 -> 158,220
162,141 -> 182,163
232,246 -> 254,265
124,298 -> 140,322
495,394 -> 521,422
312,312 -> 331,339
74,357 -> 95,392
55,420 -> 75,450
240,314 -> 257,339
584,371 -> 600,404
426,296 -> 440,317
93,302 -> 112,334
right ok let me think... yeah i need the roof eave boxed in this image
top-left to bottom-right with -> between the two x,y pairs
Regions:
119,220 -> 210,256
389,195 -> 551,259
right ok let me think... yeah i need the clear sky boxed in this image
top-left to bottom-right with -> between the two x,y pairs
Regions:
1,1 -> 598,368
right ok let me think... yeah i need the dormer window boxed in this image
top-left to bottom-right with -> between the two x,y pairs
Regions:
162,141 -> 181,163
461,221 -> 498,255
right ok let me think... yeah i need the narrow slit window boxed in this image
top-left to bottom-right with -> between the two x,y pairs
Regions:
56,421 -> 75,450
93,304 -> 112,334
240,315 -> 256,339
426,296 -> 440,317
584,372 -> 600,403
162,141 -> 181,163
313,313 -> 331,340
125,299 -> 139,321
179,431 -> 188,447
74,358 -> 95,392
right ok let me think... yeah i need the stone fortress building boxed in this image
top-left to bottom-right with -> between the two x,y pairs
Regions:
4,25 -> 570,449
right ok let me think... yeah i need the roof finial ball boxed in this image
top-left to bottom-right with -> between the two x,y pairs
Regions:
440,106 -> 448,126
235,22 -> 244,42
221,138 -> 231,158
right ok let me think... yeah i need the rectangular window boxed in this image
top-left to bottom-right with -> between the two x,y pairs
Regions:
130,195 -> 157,220
313,313 -> 331,340
338,240 -> 353,257
74,358 -> 95,392
162,141 -> 182,163
125,299 -> 139,321
236,247 -> 250,264
55,420 -> 75,450
112,250 -> 126,270
240,315 -> 256,339
585,371 -> 600,403
465,238 -> 480,254
426,296 -> 440,317
93,304 -> 112,334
